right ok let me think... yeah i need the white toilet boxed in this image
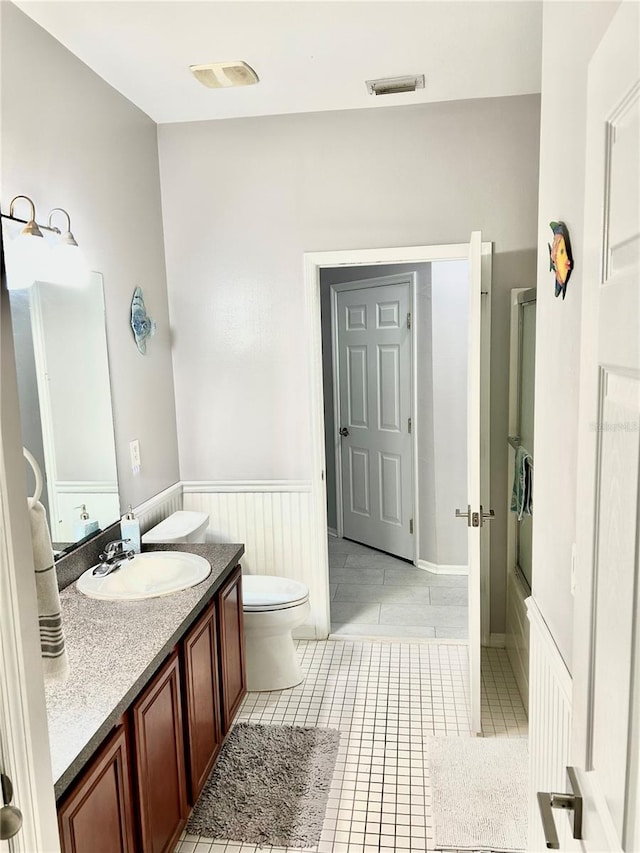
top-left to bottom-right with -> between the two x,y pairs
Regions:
242,575 -> 310,692
142,510 -> 210,544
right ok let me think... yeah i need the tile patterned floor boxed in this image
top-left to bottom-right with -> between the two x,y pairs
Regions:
176,641 -> 527,853
329,538 -> 468,640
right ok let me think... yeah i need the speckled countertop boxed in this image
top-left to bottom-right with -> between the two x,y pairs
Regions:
46,542 -> 244,801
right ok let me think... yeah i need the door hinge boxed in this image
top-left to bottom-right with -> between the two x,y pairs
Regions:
409,518 -> 414,535
407,312 -> 412,330
408,417 -> 412,434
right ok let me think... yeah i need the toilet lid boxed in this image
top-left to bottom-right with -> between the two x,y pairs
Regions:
242,575 -> 309,611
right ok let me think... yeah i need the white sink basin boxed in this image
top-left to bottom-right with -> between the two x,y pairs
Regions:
76,551 -> 211,601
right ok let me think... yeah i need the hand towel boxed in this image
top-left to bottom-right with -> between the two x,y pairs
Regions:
29,500 -> 69,680
510,446 -> 533,521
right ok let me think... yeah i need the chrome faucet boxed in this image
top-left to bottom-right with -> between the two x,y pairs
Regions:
92,538 -> 135,577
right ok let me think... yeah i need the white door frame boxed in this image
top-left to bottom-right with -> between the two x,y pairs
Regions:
304,243 -> 492,643
0,280 -> 60,852
330,272 -> 419,564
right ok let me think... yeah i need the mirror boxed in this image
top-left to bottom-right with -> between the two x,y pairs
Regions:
7,267 -> 120,555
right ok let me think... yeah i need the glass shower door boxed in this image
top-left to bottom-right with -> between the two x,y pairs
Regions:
516,292 -> 535,588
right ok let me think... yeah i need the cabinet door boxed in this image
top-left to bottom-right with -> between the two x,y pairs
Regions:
182,602 -> 223,803
58,723 -> 135,853
132,651 -> 188,853
217,567 -> 247,733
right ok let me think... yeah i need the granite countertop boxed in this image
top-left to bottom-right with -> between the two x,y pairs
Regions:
46,542 -> 244,801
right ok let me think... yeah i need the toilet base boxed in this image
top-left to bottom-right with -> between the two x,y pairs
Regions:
243,600 -> 310,692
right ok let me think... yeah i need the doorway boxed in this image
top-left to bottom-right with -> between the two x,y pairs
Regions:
321,261 -> 473,641
304,237 -> 491,734
330,272 -> 415,561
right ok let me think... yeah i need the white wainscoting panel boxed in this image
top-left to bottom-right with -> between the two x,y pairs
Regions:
54,482 -> 119,542
183,481 -> 327,639
506,569 -> 530,713
134,481 -> 183,534
527,597 -> 572,851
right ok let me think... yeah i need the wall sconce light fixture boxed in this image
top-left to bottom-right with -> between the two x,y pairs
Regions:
47,207 -> 79,247
2,195 -> 79,246
8,195 -> 44,238
1,195 -> 84,290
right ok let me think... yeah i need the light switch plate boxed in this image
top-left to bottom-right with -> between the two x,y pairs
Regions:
129,439 -> 141,475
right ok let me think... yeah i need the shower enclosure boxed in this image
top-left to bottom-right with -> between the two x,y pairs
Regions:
505,287 -> 536,709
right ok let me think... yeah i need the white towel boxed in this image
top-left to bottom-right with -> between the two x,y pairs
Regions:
29,501 -> 69,680
510,446 -> 533,521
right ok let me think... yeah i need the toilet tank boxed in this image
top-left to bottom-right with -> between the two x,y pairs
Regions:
142,510 -> 209,545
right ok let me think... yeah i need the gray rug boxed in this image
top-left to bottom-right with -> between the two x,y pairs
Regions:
186,723 -> 340,847
428,736 -> 528,852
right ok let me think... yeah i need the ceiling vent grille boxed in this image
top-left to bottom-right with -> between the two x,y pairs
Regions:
366,75 -> 425,96
190,61 -> 259,89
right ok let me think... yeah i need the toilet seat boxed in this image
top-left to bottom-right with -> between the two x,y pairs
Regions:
242,575 -> 309,612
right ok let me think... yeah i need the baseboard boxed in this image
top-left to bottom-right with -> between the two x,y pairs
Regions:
417,559 -> 468,576
327,527 -> 338,538
487,633 -> 506,648
182,479 -> 312,493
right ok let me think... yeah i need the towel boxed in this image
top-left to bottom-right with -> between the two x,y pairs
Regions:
510,446 -> 533,521
29,501 -> 69,680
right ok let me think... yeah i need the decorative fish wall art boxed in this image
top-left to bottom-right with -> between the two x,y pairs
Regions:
130,287 -> 156,355
548,221 -> 574,299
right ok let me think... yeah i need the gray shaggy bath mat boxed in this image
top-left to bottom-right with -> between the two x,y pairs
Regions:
186,722 -> 340,847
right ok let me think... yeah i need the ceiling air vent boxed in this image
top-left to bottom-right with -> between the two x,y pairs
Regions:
190,61 -> 259,89
366,75 -> 425,96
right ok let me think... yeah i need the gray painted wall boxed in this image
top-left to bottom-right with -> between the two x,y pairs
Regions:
532,0 -> 620,671
1,4 -> 180,511
159,94 -> 539,632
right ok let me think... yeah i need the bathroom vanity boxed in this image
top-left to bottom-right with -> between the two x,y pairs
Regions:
48,543 -> 246,853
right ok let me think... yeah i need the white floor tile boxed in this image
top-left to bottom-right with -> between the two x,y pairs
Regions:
179,641 -> 527,852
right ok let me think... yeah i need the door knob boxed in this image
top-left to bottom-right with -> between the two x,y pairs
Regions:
1,773 -> 23,841
455,506 -> 496,528
537,767 -> 583,849
339,427 -> 350,437
480,506 -> 496,522
455,505 -> 471,523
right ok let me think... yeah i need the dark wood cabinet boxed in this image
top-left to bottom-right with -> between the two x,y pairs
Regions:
58,723 -> 135,853
182,602 -> 223,803
57,565 -> 247,851
217,566 -> 246,733
132,651 -> 188,853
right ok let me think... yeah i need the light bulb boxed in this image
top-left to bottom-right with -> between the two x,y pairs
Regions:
2,222 -> 51,291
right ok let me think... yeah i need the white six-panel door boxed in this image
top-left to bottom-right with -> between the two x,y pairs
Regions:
569,3 -> 640,850
335,278 -> 413,560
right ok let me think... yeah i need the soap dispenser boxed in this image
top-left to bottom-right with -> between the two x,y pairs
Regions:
121,505 -> 141,554
73,504 -> 99,541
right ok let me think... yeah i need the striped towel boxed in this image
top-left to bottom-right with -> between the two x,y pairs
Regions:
29,501 -> 69,680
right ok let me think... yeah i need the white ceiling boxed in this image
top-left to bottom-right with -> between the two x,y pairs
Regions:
16,1 -> 543,125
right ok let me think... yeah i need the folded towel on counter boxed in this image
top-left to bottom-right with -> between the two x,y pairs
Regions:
510,446 -> 533,521
29,501 -> 68,680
